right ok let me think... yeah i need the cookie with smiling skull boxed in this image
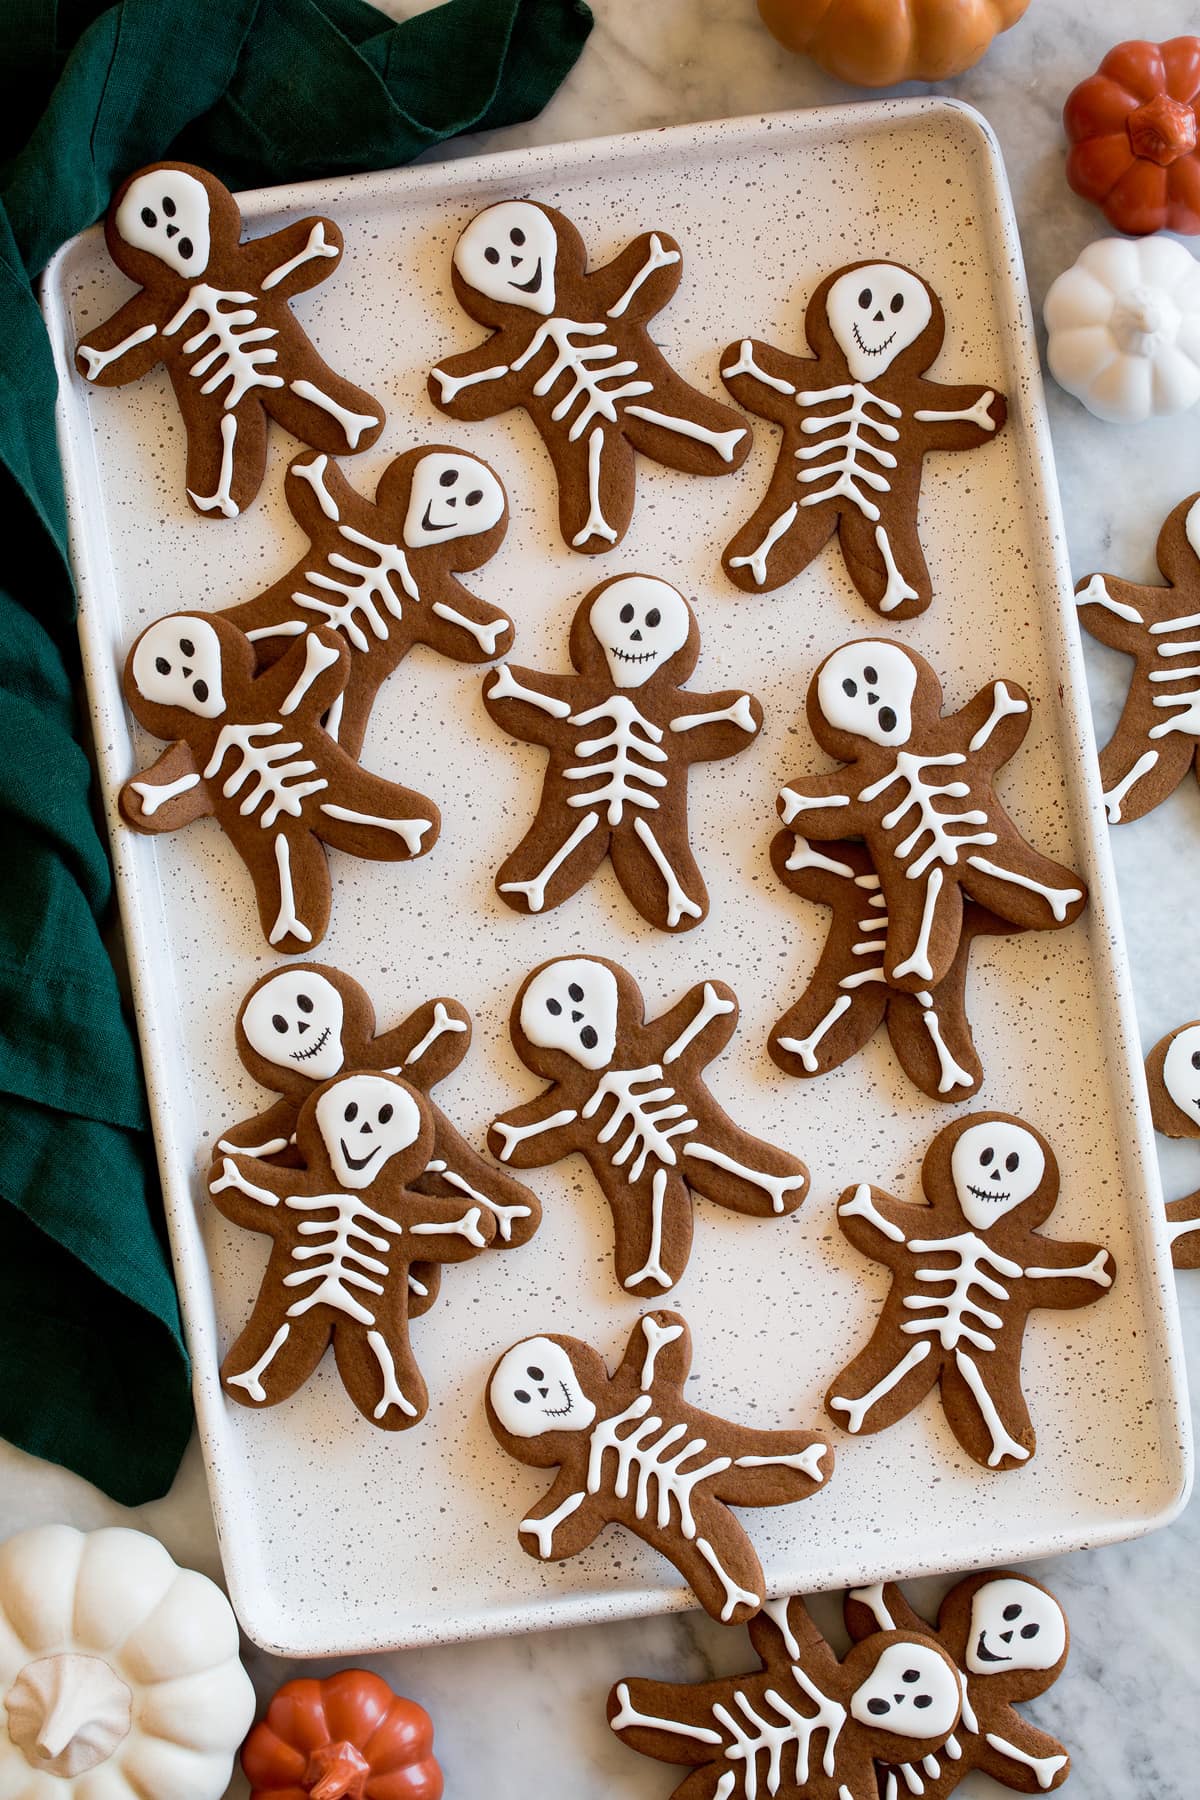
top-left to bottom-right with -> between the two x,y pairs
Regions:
609,1587 -> 961,1798
845,1572 -> 1070,1797
826,1113 -> 1115,1471
209,1070 -> 497,1426
76,162 -> 383,520
429,200 -> 750,553
483,574 -> 763,932
720,261 -> 1006,617
1144,1018 -> 1200,1268
221,445 -> 511,758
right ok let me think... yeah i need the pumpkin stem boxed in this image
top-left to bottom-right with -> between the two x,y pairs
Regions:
306,1740 -> 371,1799
1128,93 -> 1197,167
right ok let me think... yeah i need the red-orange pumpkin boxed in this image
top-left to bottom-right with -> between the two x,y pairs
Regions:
757,0 -> 1031,87
242,1670 -> 443,1800
1064,38 -> 1200,235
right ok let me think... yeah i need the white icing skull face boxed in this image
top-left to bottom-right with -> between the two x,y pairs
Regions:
315,1075 -> 420,1190
520,959 -> 618,1070
403,452 -> 505,549
826,265 -> 933,381
965,1578 -> 1067,1675
489,1338 -> 596,1437
850,1643 -> 960,1740
454,201 -> 556,315
1162,1023 -> 1200,1125
242,971 -> 345,1082
115,169 -> 211,278
817,642 -> 916,746
131,616 -> 224,718
589,577 -> 690,688
951,1121 -> 1046,1229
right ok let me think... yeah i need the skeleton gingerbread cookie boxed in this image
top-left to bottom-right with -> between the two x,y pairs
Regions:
489,957 -> 808,1295
484,575 -> 763,931
844,1573 -> 1071,1797
210,1071 -> 496,1426
1075,492 -> 1200,823
221,446 -> 511,756
609,1590 -> 961,1798
217,965 -> 542,1317
118,614 -> 438,952
76,163 -> 383,519
487,1312 -> 832,1624
721,262 -> 1007,617
1144,1019 -> 1200,1268
769,834 -> 1016,1100
778,641 -> 1087,993
826,1114 -> 1115,1471
429,201 -> 750,551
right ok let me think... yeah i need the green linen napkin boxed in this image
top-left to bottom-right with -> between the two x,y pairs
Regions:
0,0 -> 591,1506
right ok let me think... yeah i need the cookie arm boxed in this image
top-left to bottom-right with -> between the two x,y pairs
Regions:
607,1672 -> 731,1767
1074,571 -> 1156,648
589,230 -> 683,321
843,1580 -> 930,1642
719,336 -> 805,424
251,216 -> 344,299
252,623 -> 349,724
215,1097 -> 299,1160
488,1089 -> 582,1170
428,337 -> 523,418
75,292 -> 163,385
416,1112 -> 541,1250
518,1470 -> 599,1560
953,679 -> 1032,771
646,980 -> 739,1071
836,1182 -> 920,1267
975,1713 -> 1070,1792
207,1150 -> 293,1233
666,688 -> 763,763
748,1594 -> 838,1669
711,1427 -> 832,1506
483,661 -> 577,746
376,997 -> 471,1089
282,448 -> 360,537
1017,1237 -> 1115,1307
777,771 -> 860,838
911,378 -> 1007,448
119,742 -> 213,835
612,1311 -> 692,1392
405,1188 -> 498,1260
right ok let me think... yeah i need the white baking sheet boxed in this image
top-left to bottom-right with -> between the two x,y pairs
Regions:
43,99 -> 1191,1656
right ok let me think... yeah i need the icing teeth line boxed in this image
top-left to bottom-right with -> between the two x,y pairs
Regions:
290,1025 -> 332,1062
852,322 -> 896,358
967,1183 -> 1010,1204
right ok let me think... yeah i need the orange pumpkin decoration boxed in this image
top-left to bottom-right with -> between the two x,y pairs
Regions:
757,0 -> 1032,87
242,1670 -> 443,1800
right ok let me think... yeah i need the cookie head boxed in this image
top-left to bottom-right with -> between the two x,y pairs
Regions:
964,1576 -> 1067,1676
242,968 -> 345,1083
489,1337 -> 597,1439
823,263 -> 935,381
453,201 -> 557,316
403,450 -> 506,548
815,641 -> 916,748
314,1073 -> 423,1190
948,1117 -> 1048,1230
849,1639 -> 961,1742
114,165 -> 211,279
130,615 -> 225,718
519,958 -> 619,1071
586,576 -> 692,689
1162,1022 -> 1200,1128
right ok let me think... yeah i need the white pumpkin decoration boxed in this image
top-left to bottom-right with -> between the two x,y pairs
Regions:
0,1525 -> 255,1799
1044,235 -> 1200,423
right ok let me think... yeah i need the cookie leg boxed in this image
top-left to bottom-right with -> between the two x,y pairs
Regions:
941,1347 -> 1035,1470
838,504 -> 931,621
674,1508 -> 763,1624
887,980 -> 981,1101
609,816 -> 707,932
723,483 -> 835,593
826,1335 -> 941,1436
884,865 -> 964,992
770,974 -> 890,1080
222,1302 -> 329,1408
610,1168 -> 693,1296
315,771 -> 439,861
333,1315 -> 429,1430
496,809 -> 610,915
554,422 -> 636,553
246,825 -> 332,954
1096,716 -> 1192,825
406,1262 -> 442,1318
184,398 -> 266,521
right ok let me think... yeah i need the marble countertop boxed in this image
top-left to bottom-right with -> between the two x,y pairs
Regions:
7,1 -> 1200,1794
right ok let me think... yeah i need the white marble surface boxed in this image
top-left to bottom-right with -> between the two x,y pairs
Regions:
8,1 -> 1200,1794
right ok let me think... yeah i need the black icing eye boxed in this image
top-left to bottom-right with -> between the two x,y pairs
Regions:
179,637 -> 195,657
1190,1050 -> 1200,1070
178,237 -> 193,259
568,983 -> 584,1002
484,246 -> 500,265
859,288 -> 872,309
527,1365 -> 544,1380
162,195 -> 176,218
513,1388 -> 530,1403
890,293 -> 905,313
141,206 -> 157,228
879,706 -> 897,733
297,993 -> 314,1014
867,1698 -> 889,1716
345,1101 -> 358,1122
511,227 -> 526,246
1021,1623 -> 1040,1639
646,608 -> 661,628
619,602 -> 635,624
379,1103 -> 393,1125
1005,1151 -> 1020,1172
466,489 -> 483,505
439,468 -> 458,487
902,1669 -> 920,1683
581,1026 -> 598,1050
980,1146 -> 995,1167
1003,1603 -> 1022,1621
842,677 -> 857,697
546,998 -> 562,1016
864,664 -> 878,684
915,1694 -> 932,1709
192,679 -> 209,704
272,1014 -> 288,1034
155,656 -> 171,675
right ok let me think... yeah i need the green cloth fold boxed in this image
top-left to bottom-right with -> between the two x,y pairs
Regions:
0,0 -> 590,1506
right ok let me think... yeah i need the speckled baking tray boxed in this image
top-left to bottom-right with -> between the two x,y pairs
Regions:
43,99 -> 1191,1656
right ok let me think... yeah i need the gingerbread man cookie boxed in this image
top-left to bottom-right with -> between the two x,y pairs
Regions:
210,1071 -> 496,1426
845,1573 -> 1071,1798
769,834 -> 1016,1100
609,1590 -> 961,1798
721,261 -> 1007,616
119,613 -> 437,952
489,957 -> 808,1295
221,447 -> 512,757
217,965 -> 542,1317
777,640 -> 1086,993
429,201 -> 750,552
826,1114 -> 1115,1471
1076,492 -> 1200,824
1144,1019 -> 1200,1268
484,574 -> 763,932
76,163 -> 383,519
486,1312 -> 832,1624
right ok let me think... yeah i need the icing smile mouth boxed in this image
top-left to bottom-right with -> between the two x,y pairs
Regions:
511,259 -> 544,295
967,1183 -> 1009,1206
339,1138 -> 381,1173
973,1632 -> 1011,1664
290,1026 -> 332,1064
544,1381 -> 576,1419
420,502 -> 453,534
608,644 -> 658,665
852,322 -> 896,358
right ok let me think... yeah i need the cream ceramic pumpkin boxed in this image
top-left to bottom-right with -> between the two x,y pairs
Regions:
0,1525 -> 255,1799
1044,235 -> 1200,422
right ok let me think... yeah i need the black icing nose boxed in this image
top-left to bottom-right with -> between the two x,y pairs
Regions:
1000,1629 -> 1014,1642
360,1122 -> 373,1135
166,223 -> 179,238
867,690 -> 878,704
991,1169 -> 1002,1181
631,629 -> 642,641
571,1010 -> 583,1022
873,310 -> 884,321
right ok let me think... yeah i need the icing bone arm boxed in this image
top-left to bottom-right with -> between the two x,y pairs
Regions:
76,299 -> 162,384
258,218 -> 342,295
